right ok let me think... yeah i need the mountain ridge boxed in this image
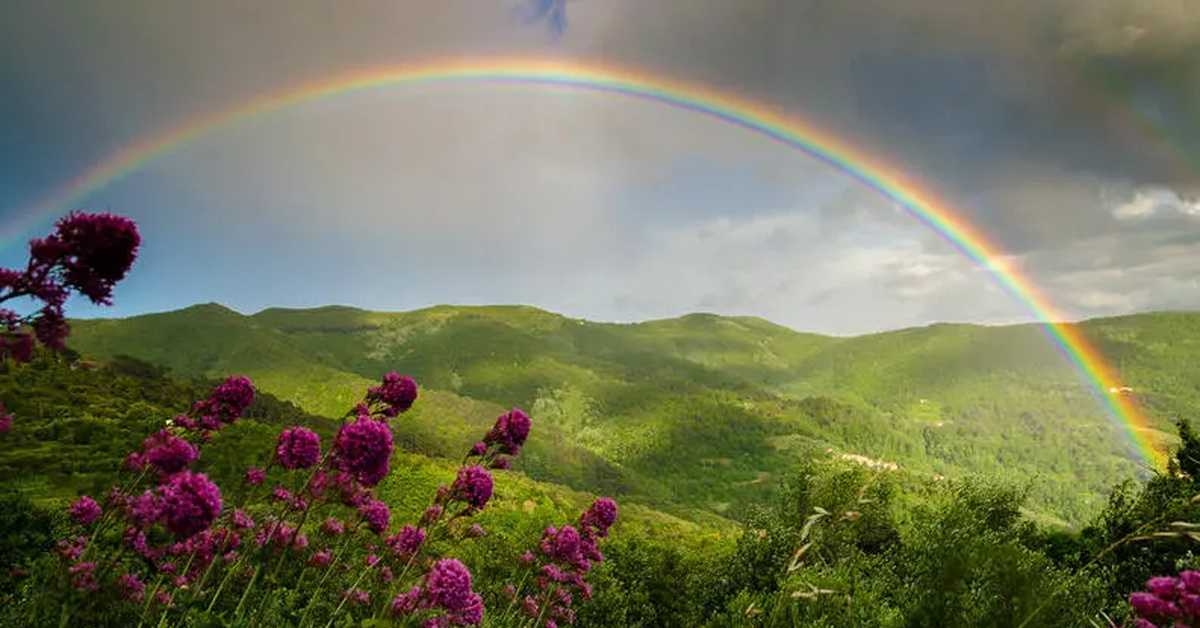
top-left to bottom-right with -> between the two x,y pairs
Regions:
62,302 -> 1200,526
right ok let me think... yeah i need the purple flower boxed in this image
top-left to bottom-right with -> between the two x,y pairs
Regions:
271,485 -> 294,504
0,408 -> 10,432
158,470 -> 222,540
471,442 -> 487,457
541,526 -> 584,566
276,427 -> 322,470
367,372 -> 419,416
332,417 -> 394,488
469,523 -> 485,537
386,525 -> 426,558
582,498 -> 618,536
425,559 -> 485,624
245,466 -> 266,485
321,518 -> 346,536
209,376 -> 256,421
142,430 -> 199,475
359,498 -> 391,534
231,509 -> 255,530
117,572 -> 146,602
452,465 -> 494,512
308,550 -> 333,568
1182,571 -> 1200,594
126,491 -> 162,529
68,561 -> 99,591
68,495 -> 102,526
49,212 -> 141,305
1130,591 -> 1178,621
1147,576 -> 1180,600
485,409 -> 532,456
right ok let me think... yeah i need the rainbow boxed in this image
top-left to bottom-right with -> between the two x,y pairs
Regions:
2,56 -> 1167,469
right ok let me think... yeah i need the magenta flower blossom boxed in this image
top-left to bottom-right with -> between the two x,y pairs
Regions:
582,498 -> 618,537
50,212 -> 141,305
117,572 -> 146,602
332,417 -> 394,488
126,491 -> 162,530
271,485 -> 294,504
321,518 -> 346,536
451,465 -> 494,512
1129,571 -> 1198,626
140,430 -> 199,475
308,550 -> 333,568
386,525 -> 426,559
367,372 -> 419,417
484,408 -> 531,456
245,466 -> 266,485
0,402 -> 11,432
276,426 -> 322,469
68,495 -> 102,526
209,376 -> 256,421
68,561 -> 99,591
158,470 -> 222,540
391,558 -> 484,626
231,509 -> 255,530
359,498 -> 391,534
471,442 -> 487,457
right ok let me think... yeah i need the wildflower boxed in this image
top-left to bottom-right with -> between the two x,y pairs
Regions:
308,550 -> 333,568
581,498 -> 617,537
57,536 -> 88,561
68,495 -> 102,526
158,470 -> 222,540
341,588 -> 371,606
367,372 -> 419,416
484,408 -> 531,456
451,465 -> 494,512
231,509 -> 254,530
50,211 -> 141,305
471,442 -> 487,457
118,572 -> 146,602
208,376 -> 256,421
399,559 -> 484,626
0,402 -> 11,432
332,416 -> 394,488
276,426 -> 322,470
321,518 -> 345,536
422,505 -> 444,526
386,525 -> 426,559
359,498 -> 391,534
126,491 -> 162,529
141,430 -> 199,475
68,561 -> 99,591
1183,571 -> 1200,594
245,466 -> 267,485
468,523 -> 485,538
271,485 -> 294,504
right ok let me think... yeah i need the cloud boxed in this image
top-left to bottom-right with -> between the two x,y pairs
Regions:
3,0 -> 1200,333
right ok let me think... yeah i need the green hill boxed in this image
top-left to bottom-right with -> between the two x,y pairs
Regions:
64,303 -> 1199,526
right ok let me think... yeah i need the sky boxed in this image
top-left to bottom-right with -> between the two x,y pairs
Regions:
1,0 -> 1199,335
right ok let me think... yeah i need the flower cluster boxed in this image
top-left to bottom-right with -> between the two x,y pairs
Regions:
331,415 -> 395,489
276,426 -> 322,470
511,498 -> 619,627
390,558 -> 484,627
1128,570 -> 1200,627
365,372 -> 419,417
41,358 -> 614,628
467,408 -> 532,471
0,212 -> 140,431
